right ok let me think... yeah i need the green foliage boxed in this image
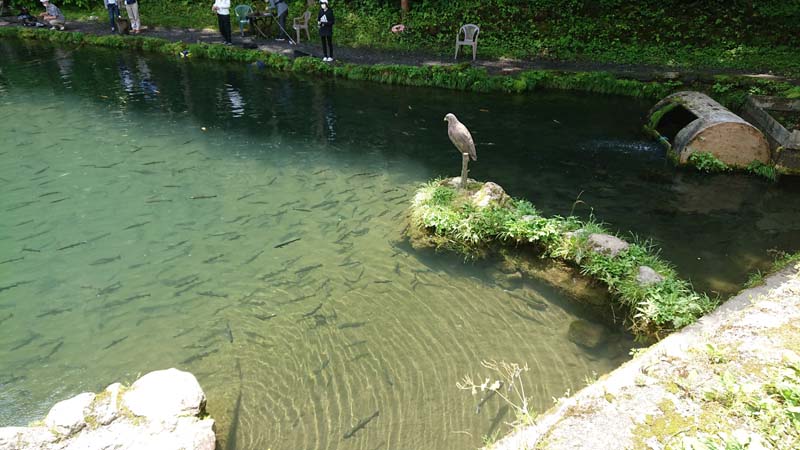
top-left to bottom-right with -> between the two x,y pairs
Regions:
746,160 -> 778,182
688,151 -> 730,173
410,180 -> 717,340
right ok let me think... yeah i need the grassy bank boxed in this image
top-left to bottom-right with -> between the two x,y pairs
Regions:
409,179 -> 717,341
3,25 -> 798,109
26,0 -> 800,77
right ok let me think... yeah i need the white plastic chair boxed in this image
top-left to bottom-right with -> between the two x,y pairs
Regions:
455,24 -> 480,61
293,10 -> 311,43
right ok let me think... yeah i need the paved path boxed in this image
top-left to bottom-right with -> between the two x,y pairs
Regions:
1,17 -> 794,84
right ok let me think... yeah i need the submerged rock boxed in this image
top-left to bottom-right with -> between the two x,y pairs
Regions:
0,368 -> 216,450
568,319 -> 609,350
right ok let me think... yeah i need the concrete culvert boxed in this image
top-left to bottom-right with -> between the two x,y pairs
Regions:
647,91 -> 770,167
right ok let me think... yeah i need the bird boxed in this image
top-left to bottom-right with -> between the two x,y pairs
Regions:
444,113 -> 477,161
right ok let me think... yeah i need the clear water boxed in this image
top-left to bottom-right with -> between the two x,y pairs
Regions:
1,40 -> 798,449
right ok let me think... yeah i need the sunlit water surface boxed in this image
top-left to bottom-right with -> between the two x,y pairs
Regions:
1,40 -> 799,450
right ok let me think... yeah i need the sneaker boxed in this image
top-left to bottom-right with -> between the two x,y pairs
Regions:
275,38 -> 285,42
59,26 -> 65,31
224,41 -> 233,46
328,57 -> 334,62
50,26 -> 56,30
322,56 -> 328,61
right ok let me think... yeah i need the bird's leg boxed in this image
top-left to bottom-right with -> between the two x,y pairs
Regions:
460,153 -> 470,189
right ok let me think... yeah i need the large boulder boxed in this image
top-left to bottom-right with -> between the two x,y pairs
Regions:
0,369 -> 216,450
123,368 -> 206,422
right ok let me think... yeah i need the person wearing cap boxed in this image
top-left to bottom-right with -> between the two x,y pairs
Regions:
39,0 -> 65,30
104,0 -> 121,33
211,0 -> 232,45
317,0 -> 335,62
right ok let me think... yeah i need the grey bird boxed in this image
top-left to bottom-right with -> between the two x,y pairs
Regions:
444,113 -> 477,161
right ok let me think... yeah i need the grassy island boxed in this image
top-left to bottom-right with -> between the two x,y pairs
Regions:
408,178 -> 717,341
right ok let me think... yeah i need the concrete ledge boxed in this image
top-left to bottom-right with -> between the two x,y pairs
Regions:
491,264 -> 800,450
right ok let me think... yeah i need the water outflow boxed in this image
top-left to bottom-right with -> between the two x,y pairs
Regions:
1,39 -> 799,449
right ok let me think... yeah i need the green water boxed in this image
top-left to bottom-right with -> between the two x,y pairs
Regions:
1,40 -> 799,449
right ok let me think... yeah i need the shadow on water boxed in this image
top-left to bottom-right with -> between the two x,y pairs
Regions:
0,39 -> 799,450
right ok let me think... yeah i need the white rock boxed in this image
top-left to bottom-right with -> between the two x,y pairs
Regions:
0,426 -> 56,450
44,392 -> 95,437
471,182 -> 510,208
636,266 -> 665,286
122,368 -> 206,422
587,233 -> 630,257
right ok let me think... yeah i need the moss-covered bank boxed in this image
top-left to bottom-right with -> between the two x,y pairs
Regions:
408,179 -> 717,341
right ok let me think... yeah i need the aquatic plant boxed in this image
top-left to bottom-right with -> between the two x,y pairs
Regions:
687,151 -> 730,173
746,160 -> 779,182
410,180 -> 716,339
457,360 -> 535,426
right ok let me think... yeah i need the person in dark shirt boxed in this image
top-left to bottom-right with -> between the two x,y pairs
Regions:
317,0 -> 335,61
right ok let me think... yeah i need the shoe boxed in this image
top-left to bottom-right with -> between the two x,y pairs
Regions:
59,26 -> 65,31
322,56 -> 328,61
50,26 -> 56,30
224,41 -> 233,46
328,57 -> 334,62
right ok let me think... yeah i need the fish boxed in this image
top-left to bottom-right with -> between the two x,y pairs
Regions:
198,291 -> 229,298
97,281 -> 122,296
504,289 -> 548,311
106,293 -> 150,308
124,221 -> 151,230
255,313 -> 277,321
10,333 -> 41,351
274,238 -> 301,248
44,340 -> 64,359
0,257 -> 24,265
511,310 -> 542,324
311,200 -> 339,209
236,193 -> 255,201
190,195 -> 217,200
203,254 -> 225,264
475,381 -> 502,414
181,348 -> 220,365
49,197 -> 69,204
36,307 -> 72,318
89,255 -> 121,266
243,250 -> 264,264
347,172 -> 377,180
293,208 -> 312,212
337,321 -> 367,330
313,358 -> 330,375
343,410 -> 380,439
344,267 -> 365,284
103,336 -> 128,350
142,160 -> 166,165
295,264 -> 323,275
225,321 -> 234,343
0,281 -> 33,293
0,313 -> 13,325
267,176 -> 277,185
33,166 -> 49,175
312,168 -> 330,175
346,340 -> 367,348
22,247 -> 41,253
280,200 -> 300,208
302,303 -> 323,318
57,240 -> 87,251
38,191 -> 60,197
165,240 -> 189,251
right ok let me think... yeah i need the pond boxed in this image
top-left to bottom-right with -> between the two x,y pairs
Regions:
1,39 -> 798,449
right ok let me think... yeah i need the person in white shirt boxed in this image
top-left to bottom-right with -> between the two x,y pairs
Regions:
104,0 -> 120,33
211,0 -> 232,45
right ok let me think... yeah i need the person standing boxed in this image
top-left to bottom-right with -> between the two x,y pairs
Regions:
124,0 -> 140,34
317,0 -> 334,61
269,0 -> 289,41
105,0 -> 120,33
212,0 -> 232,45
39,0 -> 65,30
